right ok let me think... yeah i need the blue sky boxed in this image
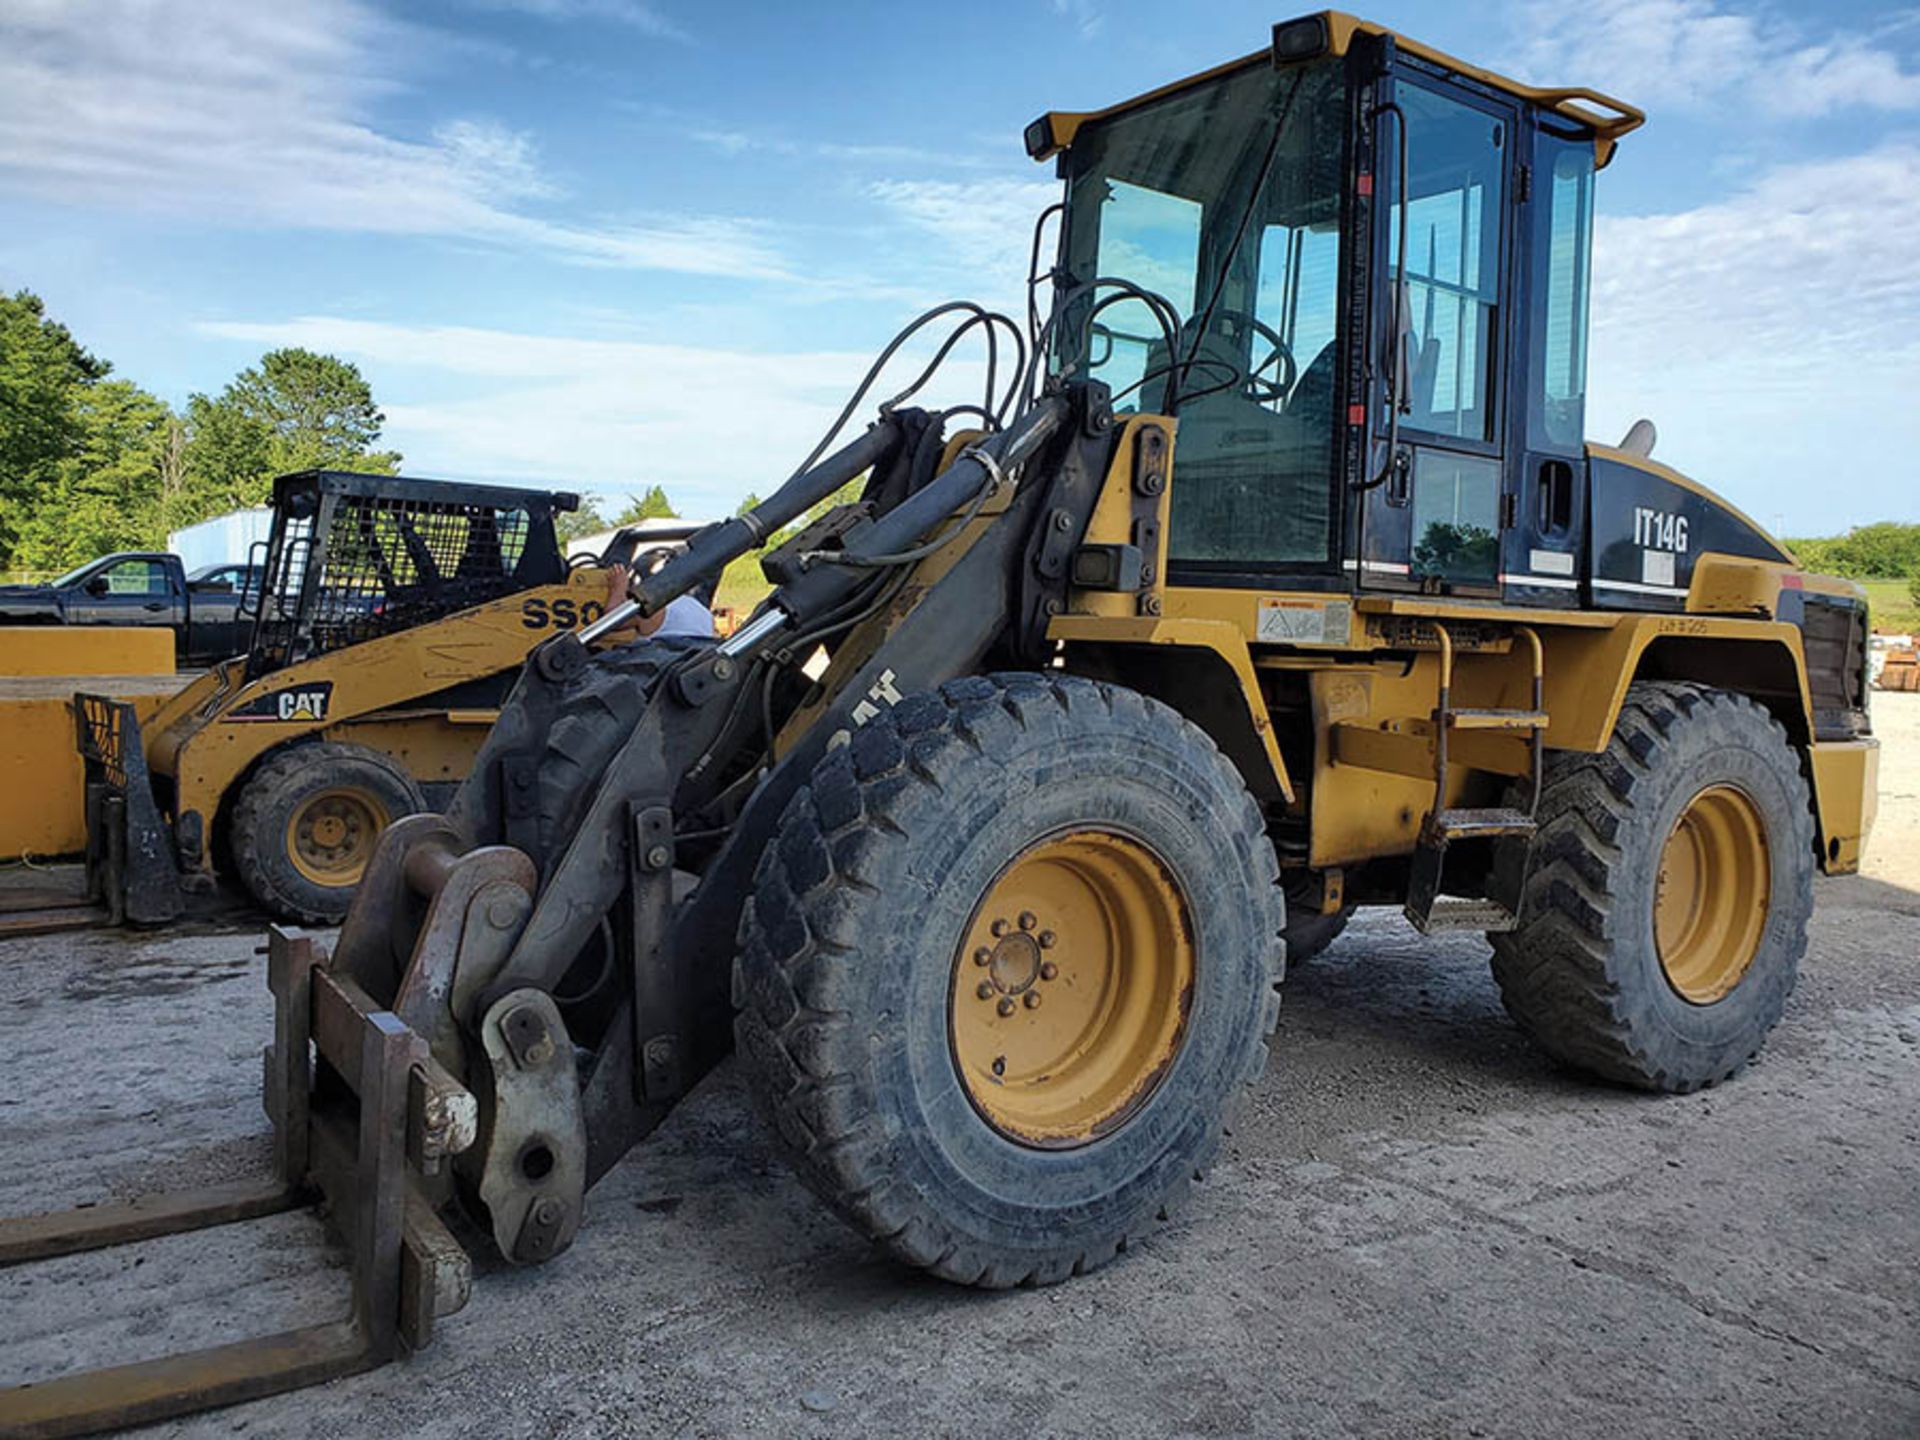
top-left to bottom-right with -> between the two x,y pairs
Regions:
2,0 -> 1917,535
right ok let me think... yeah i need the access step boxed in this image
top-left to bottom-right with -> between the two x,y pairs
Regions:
1423,807 -> 1537,840
1445,708 -> 1549,731
1411,897 -> 1521,934
1404,809 -> 1538,936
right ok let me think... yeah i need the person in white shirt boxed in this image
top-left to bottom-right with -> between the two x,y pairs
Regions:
599,562 -> 716,642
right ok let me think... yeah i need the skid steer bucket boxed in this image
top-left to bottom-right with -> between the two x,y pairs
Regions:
0,929 -> 476,1439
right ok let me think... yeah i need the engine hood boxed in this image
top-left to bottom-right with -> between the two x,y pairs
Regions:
1586,444 -> 1791,609
0,584 -> 61,612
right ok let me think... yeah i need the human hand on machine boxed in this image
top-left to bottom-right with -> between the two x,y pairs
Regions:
598,563 -> 669,641
594,561 -> 717,644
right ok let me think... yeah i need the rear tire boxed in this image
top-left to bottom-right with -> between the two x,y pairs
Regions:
230,742 -> 425,924
1489,682 -> 1815,1092
733,673 -> 1285,1287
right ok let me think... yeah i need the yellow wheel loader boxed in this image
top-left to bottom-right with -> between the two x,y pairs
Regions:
1,12 -> 1877,1433
73,470 -> 640,927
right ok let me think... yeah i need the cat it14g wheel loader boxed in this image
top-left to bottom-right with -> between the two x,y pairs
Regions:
1,11 -> 1877,1434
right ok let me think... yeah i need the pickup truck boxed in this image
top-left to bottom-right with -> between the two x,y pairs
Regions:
0,552 -> 260,665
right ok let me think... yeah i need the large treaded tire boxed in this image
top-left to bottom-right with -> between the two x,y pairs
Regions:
1489,682 -> 1815,1092
733,673 -> 1285,1289
231,741 -> 424,924
445,636 -> 710,874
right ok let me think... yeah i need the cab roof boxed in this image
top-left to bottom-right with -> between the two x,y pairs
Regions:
1026,10 -> 1645,169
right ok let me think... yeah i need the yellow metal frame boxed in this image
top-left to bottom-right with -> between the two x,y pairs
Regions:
1039,424 -> 1872,876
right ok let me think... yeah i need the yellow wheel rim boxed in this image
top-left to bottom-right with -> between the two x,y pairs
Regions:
285,786 -> 389,887
1654,784 -> 1771,1004
949,829 -> 1195,1149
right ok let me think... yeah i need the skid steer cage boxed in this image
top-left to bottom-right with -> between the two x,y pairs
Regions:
0,929 -> 477,1440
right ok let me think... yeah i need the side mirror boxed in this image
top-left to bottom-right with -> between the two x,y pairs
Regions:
84,576 -> 111,597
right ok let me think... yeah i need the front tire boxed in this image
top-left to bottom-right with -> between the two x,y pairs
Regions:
1490,682 -> 1815,1092
733,674 -> 1284,1287
230,742 -> 425,924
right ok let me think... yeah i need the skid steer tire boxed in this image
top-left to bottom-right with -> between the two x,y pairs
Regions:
231,741 -> 426,924
734,673 -> 1285,1289
1489,682 -> 1815,1093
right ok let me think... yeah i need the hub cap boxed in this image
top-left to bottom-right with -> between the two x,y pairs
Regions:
286,786 -> 390,886
949,829 -> 1195,1148
1654,784 -> 1771,1004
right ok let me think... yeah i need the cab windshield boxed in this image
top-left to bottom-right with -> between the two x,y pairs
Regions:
1055,58 -> 1348,571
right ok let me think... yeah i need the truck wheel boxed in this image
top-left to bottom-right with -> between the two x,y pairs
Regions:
734,673 -> 1284,1288
231,742 -> 425,924
1489,682 -> 1815,1092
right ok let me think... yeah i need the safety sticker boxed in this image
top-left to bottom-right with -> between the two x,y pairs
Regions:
1257,598 -> 1352,647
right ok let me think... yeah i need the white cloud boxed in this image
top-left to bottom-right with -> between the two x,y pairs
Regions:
687,129 -> 988,170
1511,0 -> 1920,116
1586,143 -> 1920,529
197,316 -> 1001,514
465,0 -> 690,42
0,0 -> 780,276
1050,0 -> 1106,42
867,177 -> 1061,316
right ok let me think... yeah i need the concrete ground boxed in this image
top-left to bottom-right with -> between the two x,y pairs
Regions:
3,698 -> 1917,1440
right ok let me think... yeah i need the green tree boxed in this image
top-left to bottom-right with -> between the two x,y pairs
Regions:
11,381 -> 175,572
733,492 -> 763,517
0,289 -> 110,568
175,348 -> 400,527
1832,522 -> 1920,579
1786,523 -> 1920,579
613,485 -> 677,525
556,494 -> 609,545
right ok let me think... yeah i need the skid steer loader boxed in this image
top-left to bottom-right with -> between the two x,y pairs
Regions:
71,473 -> 701,928
0,11 -> 1877,1434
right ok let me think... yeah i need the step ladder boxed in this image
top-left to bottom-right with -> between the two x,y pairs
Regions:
1404,624 -> 1545,935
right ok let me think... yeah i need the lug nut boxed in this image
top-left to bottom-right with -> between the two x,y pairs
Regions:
1023,992 -> 1042,1010
977,981 -> 995,1000
990,918 -> 1010,938
973,946 -> 992,966
997,997 -> 1016,1017
1038,930 -> 1057,949
1018,911 -> 1037,931
1040,961 -> 1059,982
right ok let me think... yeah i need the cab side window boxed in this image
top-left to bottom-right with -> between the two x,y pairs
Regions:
1534,143 -> 1594,450
100,559 -> 169,595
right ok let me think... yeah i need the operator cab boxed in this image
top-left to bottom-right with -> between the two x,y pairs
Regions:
1035,11 -> 1642,604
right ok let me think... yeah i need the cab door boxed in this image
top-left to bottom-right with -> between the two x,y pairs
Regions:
69,557 -> 179,629
1358,72 -> 1519,598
